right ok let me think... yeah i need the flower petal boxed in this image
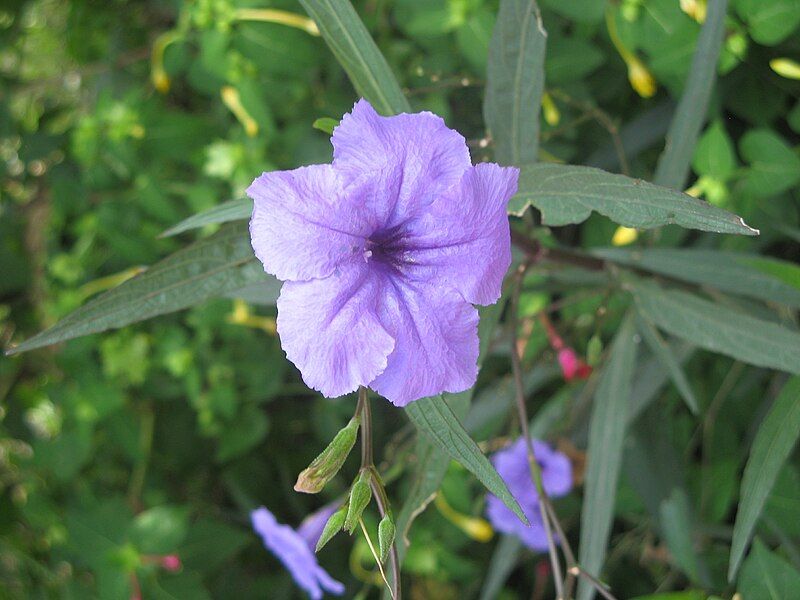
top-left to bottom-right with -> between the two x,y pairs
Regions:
248,164 -> 372,282
402,162 -> 518,305
331,99 -> 472,229
370,278 -> 479,406
277,262 -> 394,398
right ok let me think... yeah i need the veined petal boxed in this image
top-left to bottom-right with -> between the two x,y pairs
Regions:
276,261 -> 394,398
402,162 -> 518,305
331,99 -> 472,229
248,164 -> 372,282
370,278 -> 479,406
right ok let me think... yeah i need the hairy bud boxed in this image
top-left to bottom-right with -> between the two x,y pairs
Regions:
295,416 -> 360,494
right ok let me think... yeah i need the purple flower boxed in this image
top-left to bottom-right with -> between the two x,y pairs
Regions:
251,506 -> 345,599
485,438 -> 573,551
248,99 -> 518,406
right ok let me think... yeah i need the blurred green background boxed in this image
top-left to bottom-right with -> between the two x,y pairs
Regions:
1,0 -> 799,598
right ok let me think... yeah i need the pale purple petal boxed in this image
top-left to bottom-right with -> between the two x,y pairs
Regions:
331,99 -> 472,229
369,278 -> 479,406
251,507 -> 344,599
401,163 -> 518,305
296,502 -> 341,551
485,438 -> 573,550
248,165 -> 373,282
276,262 -> 394,398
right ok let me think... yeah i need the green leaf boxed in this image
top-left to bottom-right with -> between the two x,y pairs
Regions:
298,0 -> 410,115
653,0 -> 728,189
509,163 -> 758,235
161,198 -> 251,237
738,539 -> 800,599
629,279 -> 800,376
484,0 -> 547,166
405,394 -> 527,524
739,129 -> 800,198
635,314 -> 698,414
545,37 -> 605,84
630,592 -> 706,600
130,506 -> 189,554
312,117 -> 339,135
659,490 -> 703,584
729,377 -> 800,581
179,518 -> 250,572
479,535 -> 523,600
734,0 -> 800,45
692,120 -> 737,180
577,313 -> 638,600
593,248 -> 800,308
7,224 -> 266,355
215,404 -> 270,463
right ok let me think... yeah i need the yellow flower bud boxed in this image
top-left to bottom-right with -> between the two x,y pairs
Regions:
611,226 -> 638,246
627,57 -> 657,98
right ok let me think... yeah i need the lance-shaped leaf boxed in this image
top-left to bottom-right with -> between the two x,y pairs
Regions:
577,313 -> 638,600
729,377 -> 800,581
298,0 -> 410,115
161,198 -> 251,237
6,224 -> 269,355
629,279 -> 800,376
594,248 -> 800,309
653,0 -> 729,189
405,394 -> 527,524
484,0 -> 547,166
509,163 -> 758,235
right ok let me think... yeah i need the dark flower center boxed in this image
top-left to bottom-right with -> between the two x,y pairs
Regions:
364,226 -> 411,269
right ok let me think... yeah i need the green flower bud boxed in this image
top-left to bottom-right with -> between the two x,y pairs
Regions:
344,470 -> 372,533
378,514 -> 396,563
315,503 -> 348,552
295,416 -> 360,494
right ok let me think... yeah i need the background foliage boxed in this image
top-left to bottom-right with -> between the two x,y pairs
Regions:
1,0 -> 799,598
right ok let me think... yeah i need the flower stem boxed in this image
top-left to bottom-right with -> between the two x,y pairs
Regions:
509,262 -> 565,600
357,387 -> 401,600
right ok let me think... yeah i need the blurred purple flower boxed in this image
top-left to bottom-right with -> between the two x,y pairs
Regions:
251,506 -> 344,600
485,438 -> 573,551
248,99 -> 518,406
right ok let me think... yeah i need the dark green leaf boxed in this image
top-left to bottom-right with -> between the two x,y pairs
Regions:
659,490 -> 703,584
738,539 -> 800,599
729,377 -> 800,580
594,248 -> 800,308
405,394 -> 527,524
629,279 -> 800,375
7,224 -> 266,355
130,505 -> 189,554
635,314 -> 698,414
161,198 -> 251,237
653,0 -> 728,189
577,313 -> 638,600
298,0 -> 410,115
734,0 -> 800,45
179,518 -> 250,572
479,535 -> 523,600
739,129 -> 800,198
509,163 -> 758,235
484,0 -> 547,165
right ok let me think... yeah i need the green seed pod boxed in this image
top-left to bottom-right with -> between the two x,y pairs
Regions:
295,416 -> 360,494
315,503 -> 348,552
378,514 -> 396,563
344,470 -> 372,533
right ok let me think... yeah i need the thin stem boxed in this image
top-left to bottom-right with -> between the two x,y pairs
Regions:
569,566 -> 618,600
357,387 -> 401,600
359,519 -> 393,599
509,263 -> 565,600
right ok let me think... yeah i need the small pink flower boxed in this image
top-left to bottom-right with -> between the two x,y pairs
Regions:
160,555 -> 182,572
557,348 -> 592,382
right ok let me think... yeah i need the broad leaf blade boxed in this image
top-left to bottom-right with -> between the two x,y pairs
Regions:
594,248 -> 800,308
161,198 -> 251,237
7,224 -> 270,355
405,394 -> 527,524
484,0 -> 547,165
653,0 -> 728,189
729,376 -> 800,581
738,539 -> 800,600
298,0 -> 410,115
577,313 -> 638,600
635,314 -> 698,414
509,163 -> 758,235
629,280 -> 800,375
